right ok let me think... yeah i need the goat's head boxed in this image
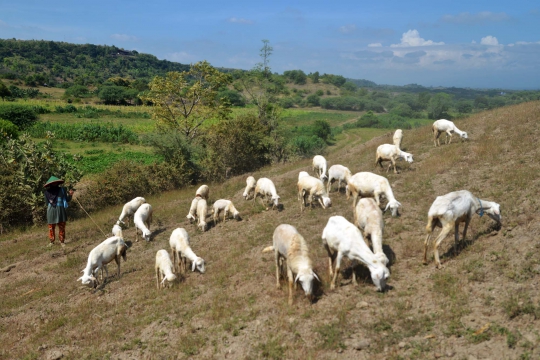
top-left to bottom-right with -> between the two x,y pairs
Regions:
322,196 -> 332,209
385,200 -> 402,217
370,266 -> 390,292
404,153 -> 414,163
143,229 -> 152,242
461,131 -> 468,139
271,195 -> 280,207
295,269 -> 320,298
320,174 -> 328,182
162,273 -> 177,287
198,220 -> 207,232
485,202 -> 502,224
233,211 -> 242,221
78,274 -> 97,288
192,257 -> 206,273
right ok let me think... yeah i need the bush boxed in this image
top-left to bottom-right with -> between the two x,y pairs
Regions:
0,104 -> 39,130
64,85 -> 90,98
306,94 -> 320,107
0,119 -> 19,141
291,135 -> 327,157
202,114 -> 271,180
28,121 -> 140,144
278,97 -> 295,109
217,89 -> 245,107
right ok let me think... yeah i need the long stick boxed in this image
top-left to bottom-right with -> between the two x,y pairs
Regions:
74,197 -> 107,237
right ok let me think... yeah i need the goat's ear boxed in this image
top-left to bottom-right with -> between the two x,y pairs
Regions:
77,276 -> 83,282
313,272 -> 320,282
192,261 -> 196,272
384,203 -> 390,212
90,276 -> 96,281
295,274 -> 300,283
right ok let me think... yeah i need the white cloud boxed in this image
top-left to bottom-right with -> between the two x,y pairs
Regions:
480,36 -> 499,46
339,24 -> 356,34
368,43 -> 382,47
227,17 -> 253,24
390,30 -> 444,47
441,11 -> 511,24
168,51 -> 197,63
110,33 -> 138,41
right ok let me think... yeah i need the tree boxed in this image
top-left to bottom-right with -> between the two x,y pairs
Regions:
0,81 -> 11,101
312,119 -> 331,142
427,93 -> 452,119
98,85 -> 127,105
141,61 -> 232,140
259,39 -> 273,79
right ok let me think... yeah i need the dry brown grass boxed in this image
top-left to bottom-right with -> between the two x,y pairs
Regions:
1,102 -> 540,359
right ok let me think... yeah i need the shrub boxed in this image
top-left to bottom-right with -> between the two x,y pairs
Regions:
278,97 -> 295,109
0,104 -> 39,130
291,135 -> 326,157
0,119 -> 19,141
306,94 -> 320,107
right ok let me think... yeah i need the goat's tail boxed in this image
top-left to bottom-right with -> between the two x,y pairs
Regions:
262,246 -> 274,253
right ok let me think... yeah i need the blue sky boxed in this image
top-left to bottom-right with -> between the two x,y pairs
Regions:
1,0 -> 539,89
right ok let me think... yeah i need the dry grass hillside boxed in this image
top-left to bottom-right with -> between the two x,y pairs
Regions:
1,102 -> 540,360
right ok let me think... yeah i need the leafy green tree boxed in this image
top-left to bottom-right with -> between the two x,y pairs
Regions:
309,71 -> 320,84
0,119 -> 19,141
0,104 -> 39,129
417,92 -> 431,110
64,85 -> 90,98
0,81 -> 10,101
341,82 -> 358,93
141,61 -> 232,140
427,93 -> 452,119
312,120 -> 331,142
283,70 -> 307,85
259,39 -> 273,79
306,94 -> 320,107
98,86 -> 127,105
455,100 -> 473,114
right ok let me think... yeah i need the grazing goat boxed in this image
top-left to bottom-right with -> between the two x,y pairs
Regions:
169,228 -> 205,275
354,198 -> 388,265
155,250 -> 177,289
393,129 -> 403,150
196,199 -> 208,231
432,119 -> 468,147
118,197 -> 146,227
253,178 -> 280,210
312,155 -> 328,181
262,224 -> 319,305
297,175 -> 332,212
134,203 -> 152,242
327,164 -> 352,194
212,199 -> 241,223
186,197 -> 200,223
78,236 -> 128,288
375,144 -> 413,174
196,185 -> 210,199
346,172 -> 402,217
298,171 -> 310,180
243,176 -> 256,200
423,190 -> 501,268
322,216 -> 389,291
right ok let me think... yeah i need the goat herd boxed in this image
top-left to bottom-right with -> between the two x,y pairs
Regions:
77,119 -> 502,306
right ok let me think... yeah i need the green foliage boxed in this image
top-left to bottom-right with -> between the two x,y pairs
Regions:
0,81 -> 11,100
217,88 -> 245,107
341,81 -> 358,93
291,135 -> 327,157
64,85 -> 90,98
76,150 -> 161,174
312,119 -> 331,142
141,61 -> 232,139
0,133 -> 83,226
202,113 -> 272,180
306,93 -> 320,106
320,73 -> 347,87
6,85 -> 40,99
309,71 -> 320,83
0,119 -> 19,141
320,96 -> 365,111
283,70 -> 307,85
427,93 -> 453,119
0,104 -> 39,129
28,122 -> 140,144
278,97 -> 295,109
98,85 -> 130,105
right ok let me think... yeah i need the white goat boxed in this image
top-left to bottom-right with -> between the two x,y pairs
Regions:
243,176 -> 257,200
327,164 -> 352,194
118,197 -> 146,227
262,224 -> 319,305
423,190 -> 501,268
155,250 -> 177,289
375,144 -> 413,174
78,236 -> 128,288
354,198 -> 388,266
393,129 -> 403,150
312,155 -> 328,181
346,172 -> 402,217
298,171 -> 310,180
196,198 -> 208,231
112,223 -> 123,237
196,184 -> 210,199
322,216 -> 390,291
186,197 -> 200,223
169,228 -> 206,275
432,119 -> 468,147
212,199 -> 241,223
297,175 -> 332,211
253,178 -> 280,210
133,203 -> 152,242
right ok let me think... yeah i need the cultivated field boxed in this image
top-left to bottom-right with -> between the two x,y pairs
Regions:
1,102 -> 539,359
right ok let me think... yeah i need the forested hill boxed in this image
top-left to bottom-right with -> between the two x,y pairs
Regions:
0,38 -> 190,87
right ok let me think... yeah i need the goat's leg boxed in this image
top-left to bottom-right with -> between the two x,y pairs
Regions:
324,244 -> 335,279
275,251 -> 281,289
433,223 -> 453,268
454,222 -> 460,256
352,260 -> 358,285
423,232 -> 433,265
392,158 -> 397,174
318,196 -> 326,209
287,266 -> 294,305
330,252 -> 343,290
462,218 -> 471,242
446,130 -> 453,144
115,257 -> 121,278
156,268 -> 161,289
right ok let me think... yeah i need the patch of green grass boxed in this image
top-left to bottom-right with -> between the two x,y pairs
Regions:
256,337 -> 286,359
315,323 -> 345,350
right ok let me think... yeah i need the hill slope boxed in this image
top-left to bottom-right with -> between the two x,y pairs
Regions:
1,102 -> 540,359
